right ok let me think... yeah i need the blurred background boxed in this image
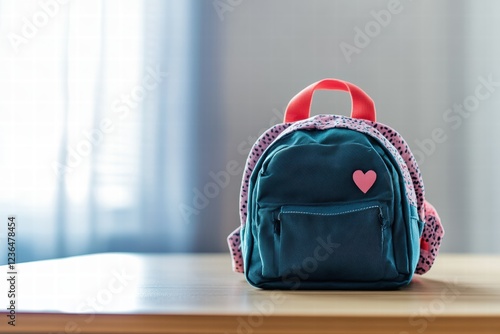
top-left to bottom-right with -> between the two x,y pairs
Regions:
1,0 -> 499,264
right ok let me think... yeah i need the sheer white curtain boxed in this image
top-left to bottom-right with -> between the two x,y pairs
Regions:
0,0 -> 199,263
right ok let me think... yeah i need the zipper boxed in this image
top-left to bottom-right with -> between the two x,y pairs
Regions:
274,203 -> 385,236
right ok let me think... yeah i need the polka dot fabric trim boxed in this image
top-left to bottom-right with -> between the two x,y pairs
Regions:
228,114 -> 443,275
227,226 -> 243,273
416,200 -> 444,274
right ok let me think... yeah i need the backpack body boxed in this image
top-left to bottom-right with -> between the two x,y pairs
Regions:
228,79 -> 444,290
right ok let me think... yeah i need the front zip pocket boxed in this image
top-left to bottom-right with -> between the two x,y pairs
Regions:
273,202 -> 398,282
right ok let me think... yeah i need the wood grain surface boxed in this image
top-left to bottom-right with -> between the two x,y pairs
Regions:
1,253 -> 499,333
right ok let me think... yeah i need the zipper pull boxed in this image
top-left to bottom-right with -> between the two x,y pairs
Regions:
273,213 -> 281,235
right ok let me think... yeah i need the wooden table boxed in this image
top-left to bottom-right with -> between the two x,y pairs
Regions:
1,253 -> 499,334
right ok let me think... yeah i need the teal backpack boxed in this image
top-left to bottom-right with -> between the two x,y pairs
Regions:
228,79 -> 444,289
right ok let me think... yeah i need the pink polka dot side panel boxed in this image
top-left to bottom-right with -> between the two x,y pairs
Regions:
415,200 -> 444,274
227,226 -> 244,273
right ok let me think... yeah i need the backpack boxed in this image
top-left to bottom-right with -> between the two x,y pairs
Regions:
228,78 -> 444,289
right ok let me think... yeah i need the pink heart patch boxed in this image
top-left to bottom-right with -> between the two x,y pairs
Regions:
353,170 -> 377,194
